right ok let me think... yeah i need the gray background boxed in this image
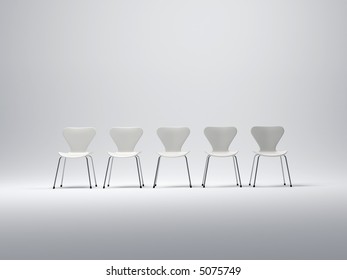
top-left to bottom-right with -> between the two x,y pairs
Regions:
0,0 -> 346,259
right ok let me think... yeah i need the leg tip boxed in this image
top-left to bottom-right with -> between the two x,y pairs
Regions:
103,186 -> 105,189
253,185 -> 255,187
190,185 -> 192,188
60,185 -> 62,187
95,185 -> 98,187
290,185 -> 293,187
240,185 -> 242,188
248,183 -> 251,186
53,186 -> 55,189
107,184 -> 109,187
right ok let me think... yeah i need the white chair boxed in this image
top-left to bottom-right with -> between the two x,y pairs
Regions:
202,127 -> 242,187
103,127 -> 144,188
53,127 -> 97,189
249,126 -> 292,187
153,127 -> 192,188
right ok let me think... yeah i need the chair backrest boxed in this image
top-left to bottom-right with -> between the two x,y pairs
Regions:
63,127 -> 96,152
110,127 -> 143,152
251,126 -> 284,152
157,127 -> 190,152
204,127 -> 237,152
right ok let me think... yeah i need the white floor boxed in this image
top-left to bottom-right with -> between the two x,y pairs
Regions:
0,173 -> 346,260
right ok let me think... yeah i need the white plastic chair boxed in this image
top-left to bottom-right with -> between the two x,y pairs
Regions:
202,127 -> 242,187
249,126 -> 292,187
53,127 -> 97,189
103,127 -> 144,188
153,127 -> 192,188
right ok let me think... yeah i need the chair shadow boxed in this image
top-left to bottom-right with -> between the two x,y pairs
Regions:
57,185 -> 94,189
29,185 -> 95,190
153,185 -> 194,189
247,184 -> 317,188
32,183 -> 319,190
106,185 -> 142,189
202,184 -> 242,188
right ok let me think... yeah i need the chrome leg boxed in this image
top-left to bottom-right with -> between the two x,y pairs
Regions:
202,155 -> 210,188
103,157 -> 111,188
253,155 -> 260,187
280,156 -> 286,185
283,155 -> 293,187
249,154 -> 258,186
135,156 -> 142,188
60,158 -> 66,187
153,156 -> 161,188
88,156 -> 98,187
233,157 -> 239,186
137,156 -> 145,187
184,156 -> 192,188
107,157 -> 114,187
235,156 -> 242,187
53,157 -> 62,189
86,157 -> 92,188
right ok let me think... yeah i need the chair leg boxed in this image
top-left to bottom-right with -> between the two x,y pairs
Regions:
153,156 -> 161,188
233,157 -> 239,186
253,155 -> 260,187
280,156 -> 286,185
88,156 -> 98,187
60,158 -> 66,187
234,156 -> 242,187
249,154 -> 258,186
283,155 -> 293,187
86,157 -> 92,189
53,157 -> 62,189
137,156 -> 145,187
103,157 -> 111,188
107,158 -> 114,187
202,155 -> 210,188
184,156 -> 192,188
135,157 -> 142,188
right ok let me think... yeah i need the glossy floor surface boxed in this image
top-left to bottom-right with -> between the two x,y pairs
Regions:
0,173 -> 346,260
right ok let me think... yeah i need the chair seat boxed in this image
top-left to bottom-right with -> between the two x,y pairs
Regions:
254,150 -> 287,157
108,151 -> 140,158
58,152 -> 91,158
206,151 -> 238,157
158,151 -> 190,158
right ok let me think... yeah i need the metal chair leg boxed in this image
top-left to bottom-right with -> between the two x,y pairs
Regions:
153,156 -> 161,188
253,155 -> 260,187
103,157 -> 111,188
53,157 -> 62,189
184,156 -> 192,188
283,155 -> 293,187
249,154 -> 258,186
88,156 -> 98,187
60,158 -> 66,187
137,156 -> 145,187
107,157 -> 114,187
234,156 -> 242,187
86,157 -> 92,188
233,157 -> 239,186
202,155 -> 210,188
280,156 -> 286,185
135,157 -> 142,188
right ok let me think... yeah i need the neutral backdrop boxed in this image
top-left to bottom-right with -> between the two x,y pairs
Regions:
0,0 -> 346,259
